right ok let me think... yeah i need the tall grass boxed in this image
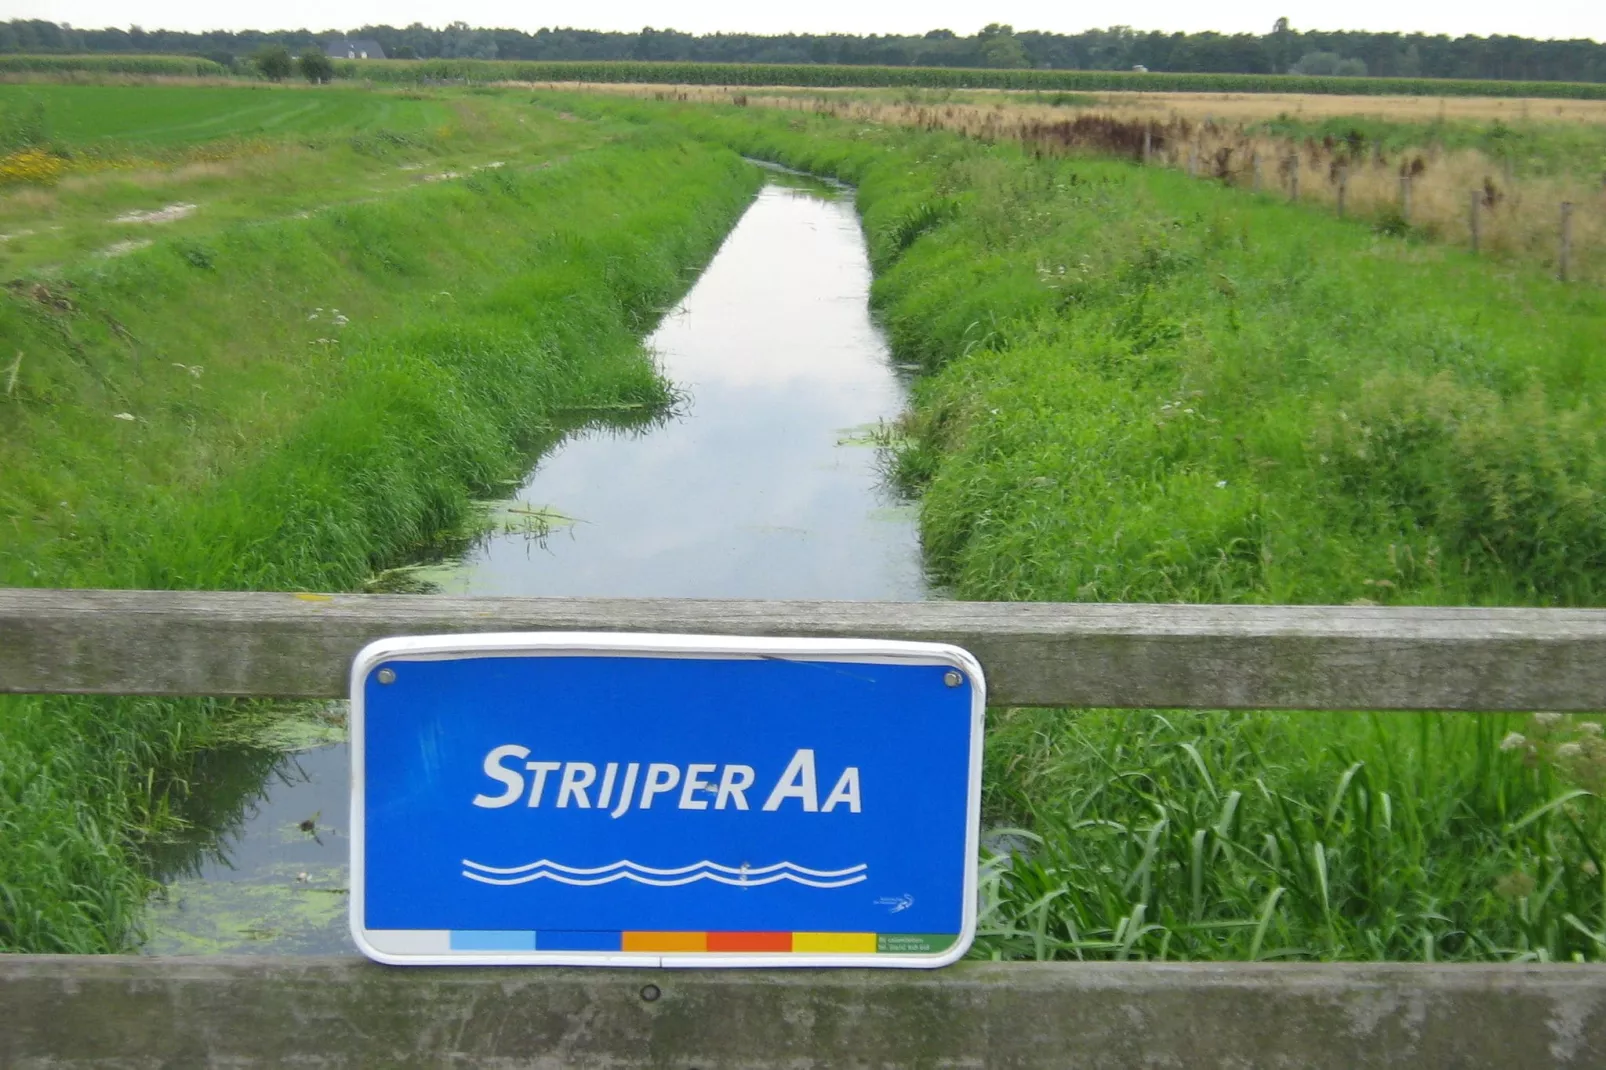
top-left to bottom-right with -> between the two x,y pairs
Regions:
589,84 -> 1606,287
0,101 -> 760,951
567,93 -> 1606,961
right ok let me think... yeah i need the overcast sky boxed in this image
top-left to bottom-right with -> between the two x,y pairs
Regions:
9,0 -> 1601,42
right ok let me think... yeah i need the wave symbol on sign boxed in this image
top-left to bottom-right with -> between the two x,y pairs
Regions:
460,858 -> 869,889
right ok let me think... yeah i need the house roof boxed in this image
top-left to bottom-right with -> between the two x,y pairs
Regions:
321,38 -> 387,59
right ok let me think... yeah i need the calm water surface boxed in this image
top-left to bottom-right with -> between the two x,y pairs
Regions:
142,178 -> 927,954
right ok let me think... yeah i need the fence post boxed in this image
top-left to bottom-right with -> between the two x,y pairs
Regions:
1289,154 -> 1299,203
1469,189 -> 1481,254
1336,166 -> 1348,219
1143,127 -> 1151,164
1251,151 -> 1261,192
1187,143 -> 1197,177
1400,174 -> 1413,224
1559,201 -> 1574,282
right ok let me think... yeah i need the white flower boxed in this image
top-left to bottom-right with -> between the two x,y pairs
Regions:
1557,742 -> 1585,760
1580,722 -> 1602,736
1499,732 -> 1527,751
1216,480 -> 1228,489
1534,712 -> 1563,728
112,412 -> 136,421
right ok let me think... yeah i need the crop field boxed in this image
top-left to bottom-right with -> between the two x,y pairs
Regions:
4,75 -> 1606,964
8,54 -> 1606,101
0,53 -> 226,78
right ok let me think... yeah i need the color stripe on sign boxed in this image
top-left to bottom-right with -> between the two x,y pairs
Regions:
449,930 -> 536,951
706,931 -> 793,952
536,930 -> 623,952
622,931 -> 708,952
792,932 -> 879,953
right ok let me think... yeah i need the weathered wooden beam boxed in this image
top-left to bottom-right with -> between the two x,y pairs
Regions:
2,956 -> 1603,1068
4,587 -> 1606,710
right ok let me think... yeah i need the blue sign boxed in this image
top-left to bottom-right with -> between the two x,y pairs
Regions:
349,633 -> 984,966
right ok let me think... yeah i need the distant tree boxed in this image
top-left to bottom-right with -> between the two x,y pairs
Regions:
253,44 -> 292,81
298,50 -> 333,83
392,44 -> 417,59
977,23 -> 1028,69
1290,51 -> 1368,76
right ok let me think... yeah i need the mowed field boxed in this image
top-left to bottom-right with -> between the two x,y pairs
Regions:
2,82 -> 453,144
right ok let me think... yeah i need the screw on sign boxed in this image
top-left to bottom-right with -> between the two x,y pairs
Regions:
348,633 -> 985,967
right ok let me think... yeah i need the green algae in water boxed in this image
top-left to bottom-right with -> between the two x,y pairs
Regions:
143,861 -> 348,955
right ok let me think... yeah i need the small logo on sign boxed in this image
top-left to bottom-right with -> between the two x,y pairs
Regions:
876,894 -> 915,913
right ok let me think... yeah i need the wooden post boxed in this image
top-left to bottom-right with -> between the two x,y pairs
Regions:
1251,151 -> 1261,192
1336,167 -> 1348,219
1289,154 -> 1299,202
1187,144 -> 1197,177
1142,127 -> 1151,164
1400,174 -> 1412,224
1559,201 -> 1574,282
1469,189 -> 1481,254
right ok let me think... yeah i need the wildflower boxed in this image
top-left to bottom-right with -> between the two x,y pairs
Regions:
1557,742 -> 1585,760
1499,732 -> 1527,751
1580,723 -> 1602,736
1534,712 -> 1563,728
1585,860 -> 1600,877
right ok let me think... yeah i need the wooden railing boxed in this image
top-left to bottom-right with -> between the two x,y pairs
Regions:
3,587 -> 1605,1067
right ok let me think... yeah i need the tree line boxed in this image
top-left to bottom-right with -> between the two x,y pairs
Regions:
3,18 -> 1603,84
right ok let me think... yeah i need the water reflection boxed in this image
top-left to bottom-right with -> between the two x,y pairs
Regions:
437,181 -> 926,600
142,179 -> 924,954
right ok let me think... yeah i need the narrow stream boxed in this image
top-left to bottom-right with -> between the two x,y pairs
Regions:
141,175 -> 928,954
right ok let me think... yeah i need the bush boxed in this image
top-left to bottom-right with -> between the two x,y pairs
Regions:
1290,51 -> 1369,77
298,51 -> 334,84
253,45 -> 293,82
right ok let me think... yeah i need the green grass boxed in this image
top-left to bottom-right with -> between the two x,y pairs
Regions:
0,88 -> 761,951
0,83 -> 570,276
573,93 -> 1606,962
1251,112 -> 1606,179
0,82 -> 453,146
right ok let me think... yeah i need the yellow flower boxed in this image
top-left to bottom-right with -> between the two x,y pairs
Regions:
0,149 -> 65,185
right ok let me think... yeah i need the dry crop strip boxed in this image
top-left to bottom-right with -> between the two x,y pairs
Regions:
569,82 -> 1604,286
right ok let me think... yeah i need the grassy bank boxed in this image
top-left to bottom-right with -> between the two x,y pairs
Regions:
580,93 -> 1606,961
584,83 -> 1606,286
0,87 -> 760,951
